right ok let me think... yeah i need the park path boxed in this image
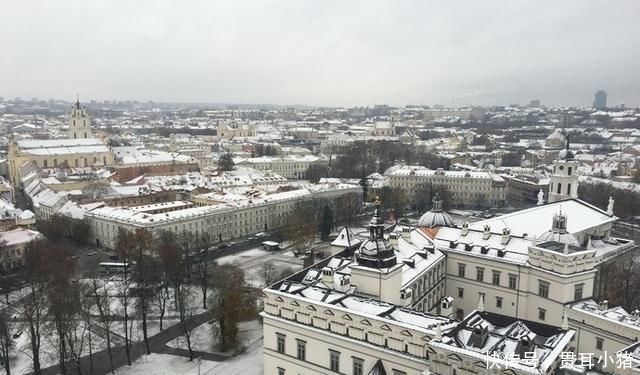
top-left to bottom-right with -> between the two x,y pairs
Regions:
37,308 -> 223,375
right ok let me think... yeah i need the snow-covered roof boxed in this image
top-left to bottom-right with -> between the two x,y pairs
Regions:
0,227 -> 42,246
469,199 -> 615,238
330,227 -> 362,248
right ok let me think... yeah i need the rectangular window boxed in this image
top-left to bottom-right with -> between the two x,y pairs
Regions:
568,166 -> 572,176
508,274 -> 518,289
353,358 -> 364,375
538,308 -> 546,321
458,263 -> 466,278
296,340 -> 306,361
276,334 -> 285,354
496,297 -> 503,308
392,371 -> 408,375
455,309 -> 464,320
278,368 -> 285,375
596,337 -> 604,350
330,350 -> 340,372
492,271 -> 501,286
458,288 -> 464,298
476,267 -> 484,282
538,280 -> 550,298
574,284 -> 584,301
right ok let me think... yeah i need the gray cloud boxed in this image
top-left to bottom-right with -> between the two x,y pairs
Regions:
1,0 -> 639,107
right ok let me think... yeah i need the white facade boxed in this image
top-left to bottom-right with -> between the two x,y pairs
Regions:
548,151 -> 579,203
385,165 -> 507,208
263,170 -> 637,375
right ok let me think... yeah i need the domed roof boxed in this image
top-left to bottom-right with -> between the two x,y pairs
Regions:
537,230 -> 580,247
417,194 -> 455,228
356,197 -> 397,269
537,210 -> 580,247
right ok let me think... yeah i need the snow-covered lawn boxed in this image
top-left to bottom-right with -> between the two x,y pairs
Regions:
115,339 -> 264,375
8,320 -> 110,375
167,319 -> 263,354
114,353 -> 219,375
215,248 -> 270,265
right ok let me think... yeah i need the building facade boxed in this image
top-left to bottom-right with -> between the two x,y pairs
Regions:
385,165 -> 507,208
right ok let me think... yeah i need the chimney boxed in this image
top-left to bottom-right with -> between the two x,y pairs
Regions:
434,323 -> 442,342
501,228 -> 511,245
461,221 -> 469,236
598,300 -> 608,310
469,321 -> 489,348
321,267 -> 334,287
389,232 -> 399,247
517,335 -> 537,359
483,225 -> 491,240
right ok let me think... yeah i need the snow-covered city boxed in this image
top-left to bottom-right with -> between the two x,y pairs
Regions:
2,1 -> 640,374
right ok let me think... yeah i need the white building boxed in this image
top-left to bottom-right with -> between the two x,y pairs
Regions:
237,155 -> 327,180
264,151 -> 639,374
86,183 -> 361,249
262,199 -> 576,375
385,165 -> 507,208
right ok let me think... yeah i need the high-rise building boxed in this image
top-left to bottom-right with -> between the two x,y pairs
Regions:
593,90 -> 607,109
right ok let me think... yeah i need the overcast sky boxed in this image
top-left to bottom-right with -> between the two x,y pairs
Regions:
1,0 -> 639,107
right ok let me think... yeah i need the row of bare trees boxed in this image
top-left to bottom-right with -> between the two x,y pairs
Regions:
0,225 -> 258,375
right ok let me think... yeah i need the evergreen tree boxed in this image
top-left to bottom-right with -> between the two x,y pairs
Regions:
320,205 -> 333,240
218,152 -> 235,172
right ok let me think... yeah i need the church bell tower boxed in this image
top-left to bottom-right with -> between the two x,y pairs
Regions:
68,96 -> 93,139
548,138 -> 579,203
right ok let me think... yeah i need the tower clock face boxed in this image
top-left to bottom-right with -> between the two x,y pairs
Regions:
559,165 -> 564,170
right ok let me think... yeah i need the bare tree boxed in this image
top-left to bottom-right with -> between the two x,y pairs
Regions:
46,241 -> 77,374
281,201 -> 318,254
0,311 -> 12,375
132,228 -> 154,355
211,263 -> 257,352
115,228 -> 134,366
156,231 -> 181,331
262,261 -> 278,287
195,232 -> 212,309
14,239 -> 50,375
89,276 -> 115,374
175,274 -> 194,360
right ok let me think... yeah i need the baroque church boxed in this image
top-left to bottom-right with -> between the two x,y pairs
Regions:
8,99 -> 115,186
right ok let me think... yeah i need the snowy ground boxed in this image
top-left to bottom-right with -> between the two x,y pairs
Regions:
116,329 -> 264,375
114,353 -> 219,375
167,320 -> 263,354
214,245 -> 303,288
